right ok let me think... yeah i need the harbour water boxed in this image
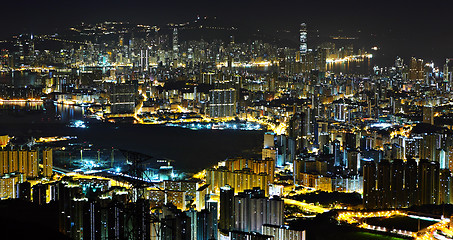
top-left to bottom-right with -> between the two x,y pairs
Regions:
0,102 -> 264,172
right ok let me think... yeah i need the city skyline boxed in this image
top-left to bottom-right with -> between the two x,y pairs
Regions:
1,2 -> 453,239
1,1 -> 452,65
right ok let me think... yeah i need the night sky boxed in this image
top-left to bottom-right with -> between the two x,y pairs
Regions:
1,0 -> 452,64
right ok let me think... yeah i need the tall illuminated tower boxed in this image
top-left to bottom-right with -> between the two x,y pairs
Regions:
173,27 -> 178,59
299,23 -> 307,56
444,59 -> 449,85
444,58 -> 453,91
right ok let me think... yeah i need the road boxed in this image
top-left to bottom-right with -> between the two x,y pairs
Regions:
283,198 -> 329,214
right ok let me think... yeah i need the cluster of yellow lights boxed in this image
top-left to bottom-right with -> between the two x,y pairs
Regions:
55,99 -> 93,106
13,66 -> 56,72
415,218 -> 451,240
216,61 -> 275,68
283,198 -> 329,214
192,169 -> 206,179
0,98 -> 43,103
326,54 -> 373,64
274,122 -> 287,135
337,210 -> 452,239
337,210 -> 406,224
35,136 -> 73,143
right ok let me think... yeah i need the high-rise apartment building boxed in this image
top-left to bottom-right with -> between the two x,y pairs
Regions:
233,188 -> 283,234
219,185 -> 234,231
418,159 -> 440,205
43,148 -> 53,178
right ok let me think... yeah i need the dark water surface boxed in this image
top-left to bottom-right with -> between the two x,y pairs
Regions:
0,102 -> 263,172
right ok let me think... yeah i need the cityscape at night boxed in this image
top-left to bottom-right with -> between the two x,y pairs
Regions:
0,1 -> 452,239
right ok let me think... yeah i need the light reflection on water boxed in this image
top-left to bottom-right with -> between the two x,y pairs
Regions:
0,101 -> 85,123
326,57 -> 372,75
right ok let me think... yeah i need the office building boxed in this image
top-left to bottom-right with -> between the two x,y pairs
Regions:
409,57 -> 424,81
208,89 -> 236,118
173,27 -> 179,60
110,83 -> 137,114
299,23 -> 307,56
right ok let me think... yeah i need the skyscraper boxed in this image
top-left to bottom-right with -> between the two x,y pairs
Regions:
32,183 -> 47,205
27,149 -> 38,178
263,132 -> 275,149
18,149 -> 27,174
390,159 -> 405,208
405,158 -> 418,207
133,199 -> 151,240
196,201 -> 218,240
43,148 -> 53,178
16,181 -> 31,201
83,200 -> 102,240
139,48 -> 149,72
173,27 -> 179,60
418,160 -> 439,205
299,23 -> 307,56
108,200 -> 125,240
233,188 -> 283,234
219,185 -> 234,231
409,57 -> 424,81
363,160 -> 376,209
8,149 -> 18,173
423,105 -> 434,125
439,169 -> 451,204
0,150 -> 8,175
376,160 -> 391,208
208,89 -> 236,118
444,58 -> 453,90
110,83 -> 137,114
206,199 -> 218,240
160,204 -> 191,240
